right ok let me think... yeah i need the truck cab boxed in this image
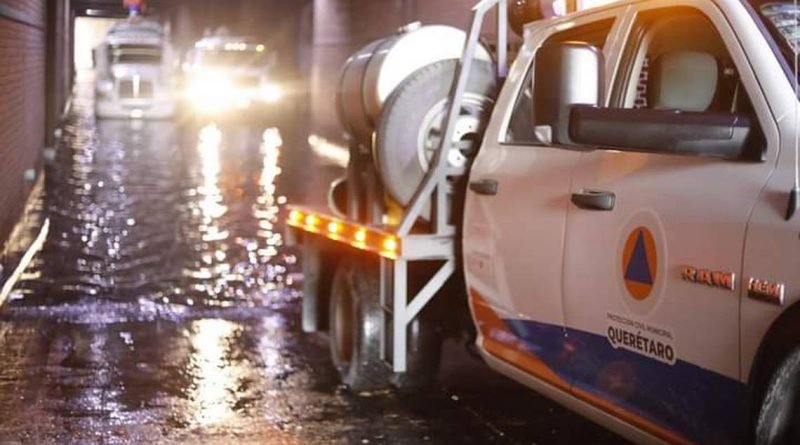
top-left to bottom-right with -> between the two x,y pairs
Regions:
94,19 -> 176,120
465,0 -> 800,443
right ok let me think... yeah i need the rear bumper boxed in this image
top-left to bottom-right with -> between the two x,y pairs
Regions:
96,98 -> 176,120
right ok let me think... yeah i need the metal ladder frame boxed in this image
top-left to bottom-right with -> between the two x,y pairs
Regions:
377,0 -> 509,373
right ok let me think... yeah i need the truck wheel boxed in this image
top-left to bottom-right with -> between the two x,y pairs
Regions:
329,258 -> 441,392
375,59 -> 497,209
754,346 -> 800,445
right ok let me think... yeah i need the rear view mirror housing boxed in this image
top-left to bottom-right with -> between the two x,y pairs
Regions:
533,43 -> 603,145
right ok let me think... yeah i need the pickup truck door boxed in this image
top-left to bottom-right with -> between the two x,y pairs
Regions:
463,12 -> 624,389
561,2 -> 779,443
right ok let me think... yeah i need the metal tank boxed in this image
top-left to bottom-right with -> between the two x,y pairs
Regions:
336,23 -> 493,147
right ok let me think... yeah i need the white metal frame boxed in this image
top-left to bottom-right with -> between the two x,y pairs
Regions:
292,0 -> 508,373
379,0 -> 508,372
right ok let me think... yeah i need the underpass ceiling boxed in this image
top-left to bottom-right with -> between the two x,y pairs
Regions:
73,0 -> 163,18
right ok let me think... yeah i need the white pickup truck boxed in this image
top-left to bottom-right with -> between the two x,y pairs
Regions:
94,19 -> 176,119
287,0 -> 800,443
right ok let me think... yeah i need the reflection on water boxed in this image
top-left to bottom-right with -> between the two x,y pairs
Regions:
0,83 -> 626,445
5,93 -> 299,316
189,319 -> 239,426
0,87 -> 319,443
197,124 -> 227,222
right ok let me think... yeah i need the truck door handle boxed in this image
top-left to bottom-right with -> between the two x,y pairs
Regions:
571,190 -> 615,211
469,179 -> 498,196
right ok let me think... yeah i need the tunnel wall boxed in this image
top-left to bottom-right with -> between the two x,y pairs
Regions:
0,0 -> 72,256
46,0 -> 73,146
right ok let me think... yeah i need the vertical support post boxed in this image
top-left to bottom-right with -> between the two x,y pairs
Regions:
346,143 -> 363,221
366,167 -> 384,226
496,0 -> 508,79
301,236 -> 324,332
398,1 -> 492,236
392,259 -> 408,372
435,182 -> 450,235
379,256 -> 393,361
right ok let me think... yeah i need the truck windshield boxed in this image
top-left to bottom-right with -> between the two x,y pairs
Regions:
110,44 -> 162,65
752,1 -> 800,72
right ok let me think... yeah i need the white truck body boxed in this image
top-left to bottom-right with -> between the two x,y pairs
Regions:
288,0 -> 800,443
95,20 -> 176,119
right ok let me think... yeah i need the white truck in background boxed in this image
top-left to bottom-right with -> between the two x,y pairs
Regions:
94,19 -> 176,119
287,0 -> 800,444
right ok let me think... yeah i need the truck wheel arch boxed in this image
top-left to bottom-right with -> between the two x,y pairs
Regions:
744,302 -> 800,444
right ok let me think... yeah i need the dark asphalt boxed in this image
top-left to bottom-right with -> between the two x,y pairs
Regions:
0,86 -> 628,444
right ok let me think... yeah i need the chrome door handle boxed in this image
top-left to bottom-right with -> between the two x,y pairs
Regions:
571,190 -> 615,211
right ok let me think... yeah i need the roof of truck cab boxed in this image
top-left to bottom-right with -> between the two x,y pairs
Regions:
521,0 -> 636,34
106,19 -> 164,45
522,0 -> 748,33
109,19 -> 163,35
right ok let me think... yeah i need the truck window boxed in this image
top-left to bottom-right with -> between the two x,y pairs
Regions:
612,7 -> 765,157
505,19 -> 614,145
615,9 -> 753,115
109,44 -> 162,65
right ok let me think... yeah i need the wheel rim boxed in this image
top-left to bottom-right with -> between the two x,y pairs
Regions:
416,93 -> 492,172
333,276 -> 355,365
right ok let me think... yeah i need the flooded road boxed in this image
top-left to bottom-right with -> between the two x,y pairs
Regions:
0,90 -> 627,444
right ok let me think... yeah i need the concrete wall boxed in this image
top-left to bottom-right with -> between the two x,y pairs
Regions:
0,0 -> 72,248
310,0 -> 496,142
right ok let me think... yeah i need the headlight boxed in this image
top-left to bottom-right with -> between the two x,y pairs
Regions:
260,84 -> 283,103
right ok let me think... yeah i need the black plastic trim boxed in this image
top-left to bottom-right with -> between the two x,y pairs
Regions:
570,105 -> 753,159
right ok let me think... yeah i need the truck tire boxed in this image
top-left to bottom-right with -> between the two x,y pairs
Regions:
329,258 -> 441,392
375,59 -> 497,209
754,346 -> 800,445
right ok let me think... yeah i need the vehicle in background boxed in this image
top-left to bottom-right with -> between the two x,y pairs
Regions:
182,34 -> 282,115
94,19 -> 176,120
287,0 -> 800,443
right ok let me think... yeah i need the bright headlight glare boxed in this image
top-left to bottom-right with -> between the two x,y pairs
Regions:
188,74 -> 235,112
189,74 -> 231,95
261,84 -> 283,103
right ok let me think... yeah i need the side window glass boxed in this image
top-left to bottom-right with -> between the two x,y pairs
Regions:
617,9 -> 760,116
612,8 -> 765,157
505,19 -> 614,145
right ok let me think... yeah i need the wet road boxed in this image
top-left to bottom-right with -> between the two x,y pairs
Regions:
0,89 -> 628,444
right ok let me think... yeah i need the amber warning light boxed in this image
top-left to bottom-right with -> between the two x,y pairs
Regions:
288,207 -> 400,259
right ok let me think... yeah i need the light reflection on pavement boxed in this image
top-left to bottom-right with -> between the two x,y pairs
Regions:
0,87 -> 628,444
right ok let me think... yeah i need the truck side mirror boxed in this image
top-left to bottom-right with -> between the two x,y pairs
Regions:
532,42 -> 603,145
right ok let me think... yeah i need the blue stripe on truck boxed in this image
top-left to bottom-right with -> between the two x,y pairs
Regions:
503,318 -> 745,444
